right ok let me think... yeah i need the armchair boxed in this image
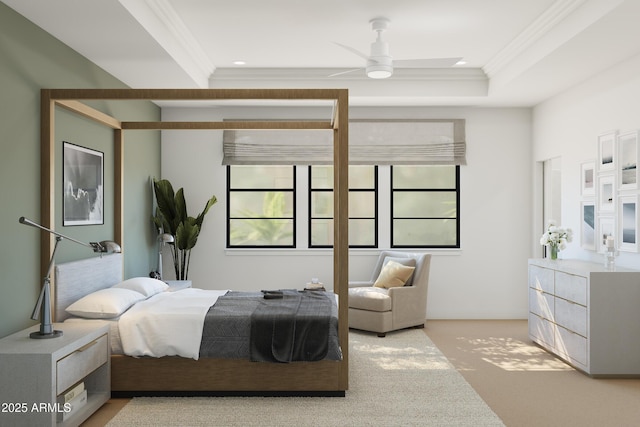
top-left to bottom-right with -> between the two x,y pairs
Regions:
348,251 -> 431,337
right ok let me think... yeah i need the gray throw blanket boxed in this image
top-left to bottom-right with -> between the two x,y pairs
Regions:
250,290 -> 331,363
198,290 -> 341,362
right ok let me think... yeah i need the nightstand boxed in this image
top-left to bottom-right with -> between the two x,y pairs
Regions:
165,280 -> 192,291
0,322 -> 110,427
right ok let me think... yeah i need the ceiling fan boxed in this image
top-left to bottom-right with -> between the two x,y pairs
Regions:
331,17 -> 463,79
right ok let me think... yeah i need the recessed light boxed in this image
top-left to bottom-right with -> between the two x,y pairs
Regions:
455,60 -> 467,65
233,60 -> 246,65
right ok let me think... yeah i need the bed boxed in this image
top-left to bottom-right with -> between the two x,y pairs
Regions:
55,253 -> 345,396
41,88 -> 349,396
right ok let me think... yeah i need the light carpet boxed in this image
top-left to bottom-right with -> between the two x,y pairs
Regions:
106,329 -> 504,426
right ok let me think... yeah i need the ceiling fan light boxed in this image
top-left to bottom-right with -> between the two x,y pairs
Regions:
366,64 -> 393,79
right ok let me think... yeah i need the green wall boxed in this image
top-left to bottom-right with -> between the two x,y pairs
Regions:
0,3 -> 161,338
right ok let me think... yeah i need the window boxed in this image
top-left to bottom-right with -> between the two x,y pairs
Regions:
309,165 -> 377,248
227,166 -> 296,247
227,164 -> 460,249
391,165 -> 460,248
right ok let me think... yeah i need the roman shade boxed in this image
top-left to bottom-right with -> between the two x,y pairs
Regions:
222,119 -> 466,165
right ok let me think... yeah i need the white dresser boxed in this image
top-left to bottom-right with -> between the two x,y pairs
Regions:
528,258 -> 640,377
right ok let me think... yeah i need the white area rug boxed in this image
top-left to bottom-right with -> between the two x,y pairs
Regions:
107,330 -> 504,426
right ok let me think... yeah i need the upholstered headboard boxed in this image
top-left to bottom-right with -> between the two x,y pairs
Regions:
54,253 -> 123,321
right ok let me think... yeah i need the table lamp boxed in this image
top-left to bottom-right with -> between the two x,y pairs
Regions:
19,216 -> 121,339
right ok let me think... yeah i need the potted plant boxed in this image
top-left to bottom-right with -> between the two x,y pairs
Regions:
152,178 -> 217,280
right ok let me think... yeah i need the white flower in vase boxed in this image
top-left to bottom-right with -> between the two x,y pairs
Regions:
540,220 -> 572,259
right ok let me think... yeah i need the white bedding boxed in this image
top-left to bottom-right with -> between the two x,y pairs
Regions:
66,289 -> 340,359
65,317 -> 124,354
117,288 -> 228,360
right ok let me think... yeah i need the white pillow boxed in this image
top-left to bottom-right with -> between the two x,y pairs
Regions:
66,288 -> 145,319
112,277 -> 169,298
373,260 -> 416,289
381,257 -> 417,286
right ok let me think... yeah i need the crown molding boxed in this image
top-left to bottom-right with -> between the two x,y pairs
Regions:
208,68 -> 489,101
483,0 -> 587,77
119,0 -> 215,87
211,67 -> 487,82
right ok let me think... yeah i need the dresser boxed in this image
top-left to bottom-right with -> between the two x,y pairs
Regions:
528,259 -> 640,377
0,322 -> 110,426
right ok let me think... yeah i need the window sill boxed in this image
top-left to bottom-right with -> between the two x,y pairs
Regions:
224,248 -> 462,256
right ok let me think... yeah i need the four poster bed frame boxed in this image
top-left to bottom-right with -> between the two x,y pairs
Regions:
40,88 -> 349,395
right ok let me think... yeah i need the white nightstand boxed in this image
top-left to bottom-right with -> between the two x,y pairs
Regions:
0,322 -> 110,427
165,280 -> 192,292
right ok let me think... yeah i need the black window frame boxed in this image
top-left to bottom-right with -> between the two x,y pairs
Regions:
308,165 -> 378,248
226,165 -> 296,248
390,165 -> 460,248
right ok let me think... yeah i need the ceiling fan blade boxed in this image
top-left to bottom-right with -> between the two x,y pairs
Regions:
328,68 -> 364,77
393,57 -> 464,68
333,42 -> 370,60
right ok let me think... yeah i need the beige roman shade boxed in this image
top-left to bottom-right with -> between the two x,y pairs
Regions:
222,119 -> 466,165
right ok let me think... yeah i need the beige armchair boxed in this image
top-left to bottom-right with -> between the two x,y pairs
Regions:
348,251 -> 431,337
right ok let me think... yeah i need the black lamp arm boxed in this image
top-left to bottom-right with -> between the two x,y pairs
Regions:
19,217 -> 115,253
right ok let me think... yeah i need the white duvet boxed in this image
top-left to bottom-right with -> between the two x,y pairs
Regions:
118,288 -> 228,360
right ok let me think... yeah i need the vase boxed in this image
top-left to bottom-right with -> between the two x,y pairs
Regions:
549,245 -> 558,260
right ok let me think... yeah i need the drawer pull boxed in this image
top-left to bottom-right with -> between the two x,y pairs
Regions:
564,298 -> 586,307
76,340 -> 98,353
561,326 -> 586,339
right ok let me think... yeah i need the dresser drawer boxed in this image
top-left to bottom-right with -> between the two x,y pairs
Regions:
556,325 -> 587,367
529,288 -> 554,320
56,333 -> 108,394
529,313 -> 554,348
529,265 -> 554,293
555,271 -> 587,306
555,297 -> 587,337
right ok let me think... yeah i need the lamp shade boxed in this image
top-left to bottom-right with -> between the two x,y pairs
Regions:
160,233 -> 174,244
97,240 -> 122,253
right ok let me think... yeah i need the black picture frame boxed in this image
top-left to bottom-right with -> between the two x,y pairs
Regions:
63,141 -> 104,226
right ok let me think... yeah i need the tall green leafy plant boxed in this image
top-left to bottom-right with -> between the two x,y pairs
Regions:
152,178 -> 217,280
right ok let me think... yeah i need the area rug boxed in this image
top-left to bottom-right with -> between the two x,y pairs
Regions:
106,329 -> 504,426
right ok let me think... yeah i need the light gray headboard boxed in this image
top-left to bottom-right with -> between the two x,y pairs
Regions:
54,253 -> 123,321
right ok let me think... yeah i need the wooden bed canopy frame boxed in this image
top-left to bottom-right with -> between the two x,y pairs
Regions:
40,88 -> 349,395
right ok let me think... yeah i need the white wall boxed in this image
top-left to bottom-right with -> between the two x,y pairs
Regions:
533,51 -> 640,269
161,105 -> 532,319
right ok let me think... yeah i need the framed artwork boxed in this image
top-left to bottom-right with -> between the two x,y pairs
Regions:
580,201 -> 596,250
597,216 -> 615,253
580,161 -> 595,196
63,141 -> 104,226
597,174 -> 615,212
598,130 -> 617,172
618,130 -> 639,190
618,195 -> 638,252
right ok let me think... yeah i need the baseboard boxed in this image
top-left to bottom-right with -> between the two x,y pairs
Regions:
111,390 -> 346,398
